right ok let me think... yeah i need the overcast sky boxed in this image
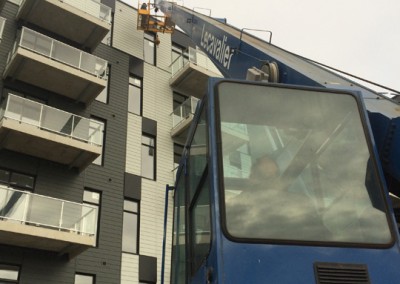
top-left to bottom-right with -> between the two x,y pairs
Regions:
123,0 -> 400,93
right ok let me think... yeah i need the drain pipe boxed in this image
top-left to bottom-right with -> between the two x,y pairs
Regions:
161,184 -> 175,284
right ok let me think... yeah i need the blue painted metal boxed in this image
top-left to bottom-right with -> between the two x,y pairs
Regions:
203,78 -> 400,283
159,1 -> 400,282
161,184 -> 175,284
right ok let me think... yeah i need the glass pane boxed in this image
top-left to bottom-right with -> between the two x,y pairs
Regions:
141,135 -> 155,180
128,83 -> 141,115
124,200 -> 138,213
83,191 -> 100,205
75,274 -> 93,284
144,38 -> 155,65
10,172 -> 34,189
189,108 -> 207,200
122,212 -> 138,253
220,82 -> 392,245
141,144 -> 155,179
171,170 -> 186,284
0,264 -> 19,281
191,177 -> 211,271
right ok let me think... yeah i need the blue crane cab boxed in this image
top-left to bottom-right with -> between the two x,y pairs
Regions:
170,79 -> 400,283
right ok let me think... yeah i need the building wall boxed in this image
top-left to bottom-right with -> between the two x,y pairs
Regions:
114,2 -> 175,283
0,0 -> 177,283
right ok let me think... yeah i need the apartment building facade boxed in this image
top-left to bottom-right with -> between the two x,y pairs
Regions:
0,0 -> 222,283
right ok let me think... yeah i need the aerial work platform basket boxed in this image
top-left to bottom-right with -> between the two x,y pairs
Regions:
137,1 -> 175,34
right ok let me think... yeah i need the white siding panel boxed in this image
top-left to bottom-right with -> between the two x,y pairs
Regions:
139,63 -> 175,283
157,31 -> 173,71
114,1 -> 143,59
125,114 -> 142,175
121,253 -> 139,284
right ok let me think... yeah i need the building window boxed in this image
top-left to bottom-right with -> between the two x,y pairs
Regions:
171,45 -> 189,70
174,143 -> 184,164
141,134 -> 156,180
0,168 -> 35,190
74,273 -> 95,284
90,117 -> 106,166
96,66 -> 110,104
0,264 -> 19,283
144,33 -> 156,65
128,76 -> 142,116
122,199 -> 139,254
83,190 -> 101,246
173,92 -> 188,111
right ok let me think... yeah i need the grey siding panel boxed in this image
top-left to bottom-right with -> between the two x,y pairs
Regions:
0,2 -> 128,283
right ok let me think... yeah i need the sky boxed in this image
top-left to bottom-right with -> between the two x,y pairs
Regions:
122,0 -> 400,94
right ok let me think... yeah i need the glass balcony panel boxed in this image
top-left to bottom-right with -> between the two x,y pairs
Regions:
20,101 -> 41,127
171,97 -> 199,129
3,94 -> 103,146
0,190 -> 28,221
5,96 -> 24,121
61,202 -> 83,232
0,186 -> 97,236
52,41 -> 80,68
41,107 -> 73,135
21,28 -> 52,57
73,118 -> 90,142
29,195 -> 61,227
17,28 -> 107,79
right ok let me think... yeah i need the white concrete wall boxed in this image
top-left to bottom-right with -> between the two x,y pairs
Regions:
116,2 -> 175,283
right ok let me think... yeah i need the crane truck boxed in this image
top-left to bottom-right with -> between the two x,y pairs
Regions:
140,2 -> 400,283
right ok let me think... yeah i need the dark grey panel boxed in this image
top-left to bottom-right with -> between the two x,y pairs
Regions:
172,29 -> 195,49
124,173 -> 142,200
129,55 -> 144,77
142,117 -> 157,136
102,0 -> 115,11
139,255 -> 157,283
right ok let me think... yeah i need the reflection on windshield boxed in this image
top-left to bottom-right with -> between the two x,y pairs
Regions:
219,83 -> 392,244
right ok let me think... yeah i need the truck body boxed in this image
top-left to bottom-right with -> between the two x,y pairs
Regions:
155,2 -> 400,283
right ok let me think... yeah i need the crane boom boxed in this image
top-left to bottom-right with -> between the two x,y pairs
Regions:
159,0 -> 400,191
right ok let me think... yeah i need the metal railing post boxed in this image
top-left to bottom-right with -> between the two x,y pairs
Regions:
59,201 -> 64,230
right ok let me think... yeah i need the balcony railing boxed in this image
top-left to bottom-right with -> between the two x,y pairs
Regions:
171,96 -> 200,129
7,27 -> 108,80
0,185 -> 97,236
19,0 -> 112,24
170,47 -> 222,76
1,94 -> 104,147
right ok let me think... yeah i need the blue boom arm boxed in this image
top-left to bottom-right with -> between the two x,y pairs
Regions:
159,0 -> 400,192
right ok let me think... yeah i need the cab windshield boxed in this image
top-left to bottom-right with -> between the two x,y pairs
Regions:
218,82 -> 392,245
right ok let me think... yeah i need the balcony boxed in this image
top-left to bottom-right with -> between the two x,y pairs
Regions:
170,47 -> 222,98
3,27 -> 107,105
170,96 -> 199,144
0,185 -> 97,258
0,94 -> 103,171
16,0 -> 112,50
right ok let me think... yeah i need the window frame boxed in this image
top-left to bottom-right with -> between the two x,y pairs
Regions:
128,76 -> 143,116
83,189 -> 101,247
0,168 -> 35,191
95,65 -> 110,104
122,199 -> 140,254
0,264 -> 20,283
90,116 -> 106,166
74,273 -> 95,284
144,32 -> 156,65
141,134 -> 156,180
